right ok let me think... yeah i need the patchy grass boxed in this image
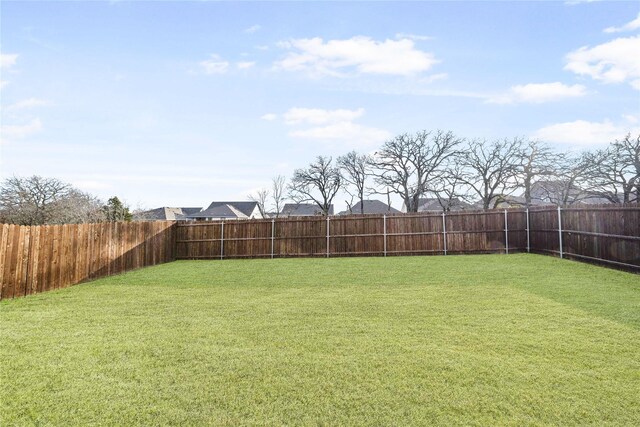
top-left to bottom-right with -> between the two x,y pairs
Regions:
1,254 -> 639,425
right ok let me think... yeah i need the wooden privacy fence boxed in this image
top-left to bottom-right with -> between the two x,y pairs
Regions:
175,206 -> 640,271
175,210 -> 530,259
528,205 -> 640,270
1,205 -> 638,300
0,221 -> 175,300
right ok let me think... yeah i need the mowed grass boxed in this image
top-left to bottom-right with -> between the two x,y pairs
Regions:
1,254 -> 639,426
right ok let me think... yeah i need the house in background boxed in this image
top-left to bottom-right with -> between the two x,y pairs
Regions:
280,203 -> 334,217
484,195 -> 527,209
412,197 -> 475,213
134,207 -> 202,221
186,201 -> 262,221
337,200 -> 401,215
529,180 -> 611,206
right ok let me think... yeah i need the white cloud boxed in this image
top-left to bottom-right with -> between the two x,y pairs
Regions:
0,118 -> 43,142
565,0 -> 601,5
604,13 -> 640,33
289,121 -> 391,149
282,107 -> 391,149
5,97 -> 49,111
261,113 -> 278,121
622,113 -> 639,124
237,61 -> 256,70
275,36 -> 439,77
395,33 -> 433,41
565,35 -> 640,89
487,82 -> 587,104
0,80 -> 8,90
418,73 -> 448,84
1,53 -> 18,68
283,107 -> 364,125
199,54 -> 229,74
532,118 -> 640,146
244,25 -> 261,34
255,45 -> 269,51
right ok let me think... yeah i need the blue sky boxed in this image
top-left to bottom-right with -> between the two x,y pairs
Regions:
1,0 -> 639,211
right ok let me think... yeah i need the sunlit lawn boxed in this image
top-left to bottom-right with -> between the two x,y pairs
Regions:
1,254 -> 639,425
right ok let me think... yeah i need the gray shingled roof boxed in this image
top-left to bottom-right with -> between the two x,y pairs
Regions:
135,207 -> 202,220
280,203 -> 334,216
417,198 -> 474,212
337,200 -> 401,215
181,207 -> 203,215
187,204 -> 249,219
205,201 -> 258,217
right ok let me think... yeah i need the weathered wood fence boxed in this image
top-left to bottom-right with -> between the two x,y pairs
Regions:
0,221 -> 175,300
528,205 -> 640,270
175,206 -> 639,271
1,206 -> 638,300
175,210 -> 529,259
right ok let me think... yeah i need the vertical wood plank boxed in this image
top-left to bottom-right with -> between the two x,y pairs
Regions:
0,224 -> 10,299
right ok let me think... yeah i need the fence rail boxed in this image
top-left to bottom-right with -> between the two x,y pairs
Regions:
1,205 -> 638,300
0,221 -> 175,300
175,206 -> 639,271
527,205 -> 640,270
175,210 -> 530,260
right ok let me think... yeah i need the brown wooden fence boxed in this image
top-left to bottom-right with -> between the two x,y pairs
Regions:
528,205 -> 640,270
175,210 -> 530,259
175,206 -> 639,271
0,221 -> 175,300
1,205 -> 638,300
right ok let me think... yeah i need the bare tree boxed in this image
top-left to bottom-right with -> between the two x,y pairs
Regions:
271,175 -> 287,217
338,151 -> 372,214
248,188 -> 270,217
428,162 -> 472,212
534,153 -> 594,206
0,176 -> 71,225
373,130 -> 461,212
289,156 -> 341,216
589,133 -> 640,203
457,138 -> 523,210
49,189 -> 105,224
515,139 -> 558,207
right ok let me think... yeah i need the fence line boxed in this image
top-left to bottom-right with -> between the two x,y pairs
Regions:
0,221 -> 175,300
175,206 -> 639,271
527,205 -> 639,270
1,205 -> 638,300
175,209 -> 530,260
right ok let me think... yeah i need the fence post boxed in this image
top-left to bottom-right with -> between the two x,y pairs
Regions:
326,216 -> 330,258
526,208 -> 530,253
557,206 -> 563,259
220,221 -> 224,260
383,215 -> 387,257
271,219 -> 275,259
442,212 -> 447,255
327,215 -> 329,258
504,209 -> 509,254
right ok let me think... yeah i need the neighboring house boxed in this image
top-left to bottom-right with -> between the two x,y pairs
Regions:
529,180 -> 611,206
186,201 -> 263,221
484,195 -> 527,209
280,203 -> 334,217
337,200 -> 401,215
135,207 -> 202,221
411,197 -> 475,213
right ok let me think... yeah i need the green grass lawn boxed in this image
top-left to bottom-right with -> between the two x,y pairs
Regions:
1,254 -> 639,426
